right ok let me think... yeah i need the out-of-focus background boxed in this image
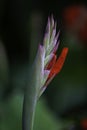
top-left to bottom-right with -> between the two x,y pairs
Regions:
0,0 -> 87,130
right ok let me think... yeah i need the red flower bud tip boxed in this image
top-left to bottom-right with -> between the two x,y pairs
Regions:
48,47 -> 68,80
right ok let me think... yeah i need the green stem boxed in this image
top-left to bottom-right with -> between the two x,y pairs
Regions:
22,12 -> 43,130
22,85 -> 37,130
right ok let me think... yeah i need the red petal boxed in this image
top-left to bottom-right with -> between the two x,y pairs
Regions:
48,47 -> 68,79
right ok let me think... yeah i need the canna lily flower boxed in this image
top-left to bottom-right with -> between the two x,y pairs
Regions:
33,15 -> 68,97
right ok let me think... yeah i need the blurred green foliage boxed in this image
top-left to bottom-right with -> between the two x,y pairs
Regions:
0,94 -> 63,130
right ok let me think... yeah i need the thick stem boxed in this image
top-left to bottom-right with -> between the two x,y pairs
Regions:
22,12 -> 43,130
22,85 -> 37,130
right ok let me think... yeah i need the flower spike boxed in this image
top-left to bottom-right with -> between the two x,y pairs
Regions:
22,15 -> 68,130
33,16 -> 68,97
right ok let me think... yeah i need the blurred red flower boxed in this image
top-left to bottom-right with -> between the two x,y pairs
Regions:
63,5 -> 87,44
81,119 -> 87,130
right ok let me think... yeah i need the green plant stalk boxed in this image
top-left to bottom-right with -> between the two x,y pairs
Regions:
22,14 -> 69,130
22,83 -> 37,130
22,65 -> 38,130
22,43 -> 44,130
22,13 -> 43,130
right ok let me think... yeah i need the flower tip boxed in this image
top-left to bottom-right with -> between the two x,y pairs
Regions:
62,47 -> 69,55
47,16 -> 50,22
54,47 -> 68,74
48,47 -> 68,79
47,17 -> 50,28
51,14 -> 54,26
